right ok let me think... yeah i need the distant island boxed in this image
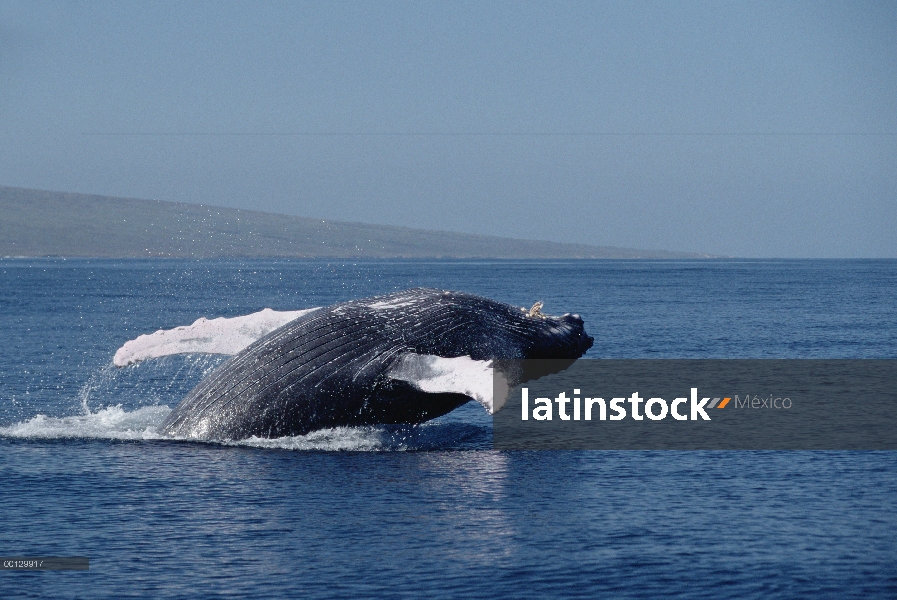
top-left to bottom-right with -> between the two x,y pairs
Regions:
0,186 -> 713,259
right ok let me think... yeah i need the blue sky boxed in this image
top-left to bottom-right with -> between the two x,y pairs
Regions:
1,1 -> 895,256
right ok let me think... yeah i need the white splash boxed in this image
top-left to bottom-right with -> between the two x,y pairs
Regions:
227,419 -> 486,452
387,353 -> 508,414
0,406 -> 479,451
0,404 -> 171,440
233,427 -> 394,452
113,307 -> 318,367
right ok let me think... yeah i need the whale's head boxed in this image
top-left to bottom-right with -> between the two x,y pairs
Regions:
401,289 -> 594,361
520,311 -> 594,360
384,290 -> 594,415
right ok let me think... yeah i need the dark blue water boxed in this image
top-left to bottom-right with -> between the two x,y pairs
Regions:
1,259 -> 895,598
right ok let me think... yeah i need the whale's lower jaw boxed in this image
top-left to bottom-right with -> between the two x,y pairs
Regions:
159,288 -> 593,441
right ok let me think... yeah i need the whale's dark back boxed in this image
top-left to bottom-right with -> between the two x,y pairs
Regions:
159,288 -> 593,440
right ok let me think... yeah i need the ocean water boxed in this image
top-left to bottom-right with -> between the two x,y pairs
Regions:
1,258 -> 895,599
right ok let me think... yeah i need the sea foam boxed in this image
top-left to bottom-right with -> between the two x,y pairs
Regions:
0,404 -> 171,440
0,405 -> 485,451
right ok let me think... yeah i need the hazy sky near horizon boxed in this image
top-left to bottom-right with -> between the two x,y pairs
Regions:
1,1 -> 895,257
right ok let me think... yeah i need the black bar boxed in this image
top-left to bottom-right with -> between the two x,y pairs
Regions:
1,557 -> 89,571
493,359 -> 897,450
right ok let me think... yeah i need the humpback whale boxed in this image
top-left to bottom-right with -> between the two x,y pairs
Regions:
157,288 -> 593,440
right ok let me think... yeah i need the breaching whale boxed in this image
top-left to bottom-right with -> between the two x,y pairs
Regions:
156,288 -> 593,440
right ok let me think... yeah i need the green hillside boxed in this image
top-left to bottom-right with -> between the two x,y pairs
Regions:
0,186 -> 711,259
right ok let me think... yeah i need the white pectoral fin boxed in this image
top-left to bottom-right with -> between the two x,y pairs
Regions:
112,307 -> 319,367
386,353 -> 510,415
